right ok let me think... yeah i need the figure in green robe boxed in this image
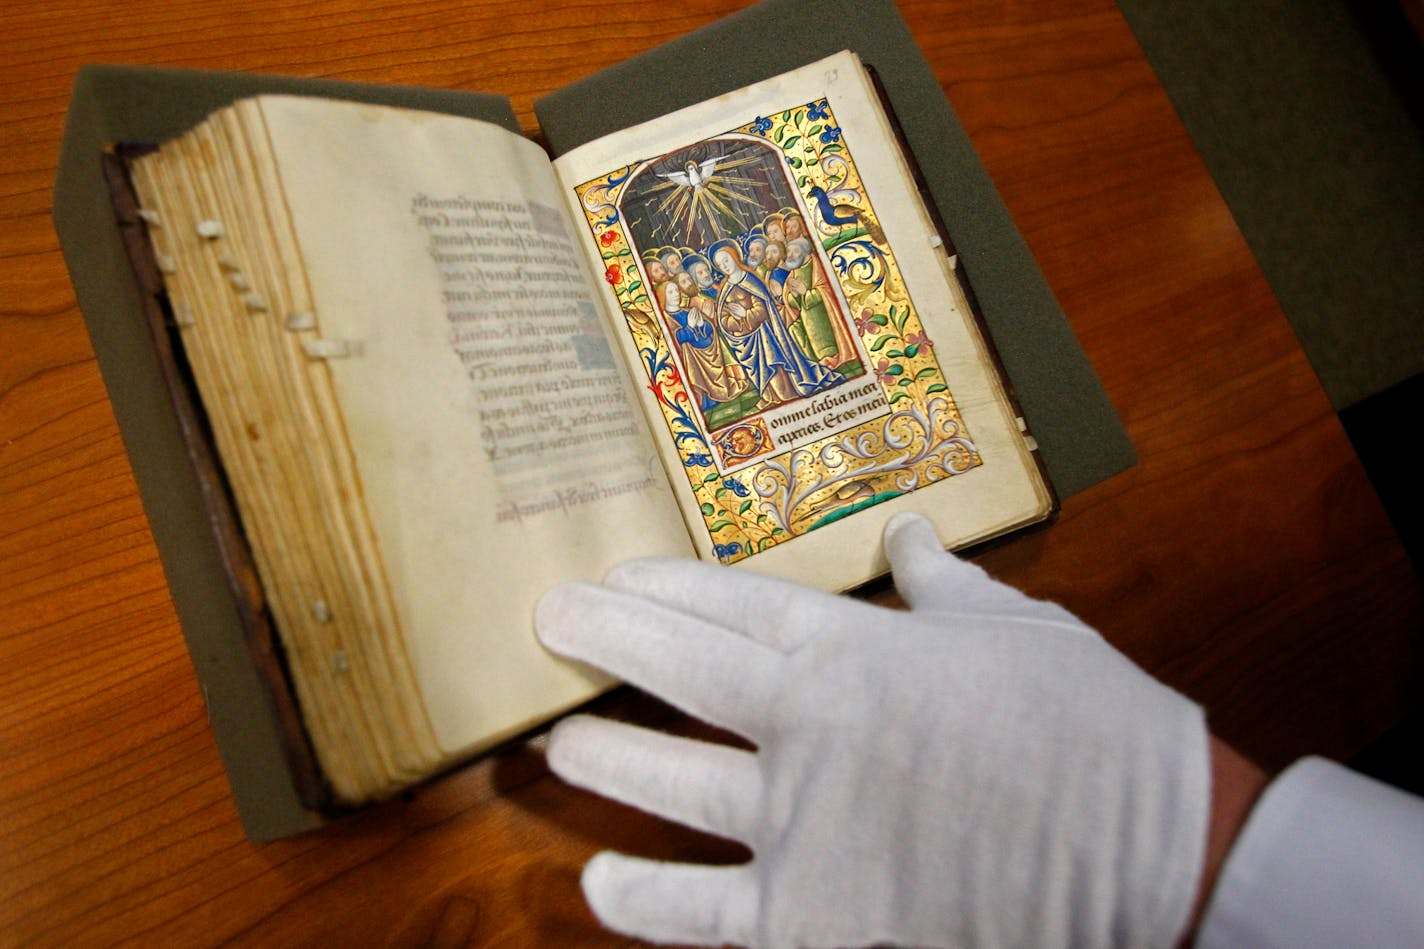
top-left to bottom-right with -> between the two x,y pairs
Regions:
782,241 -> 853,368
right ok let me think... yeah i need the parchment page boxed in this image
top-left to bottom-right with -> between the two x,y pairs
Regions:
255,97 -> 691,755
553,52 -> 1051,591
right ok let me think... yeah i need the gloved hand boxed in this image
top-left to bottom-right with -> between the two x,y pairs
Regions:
535,513 -> 1209,948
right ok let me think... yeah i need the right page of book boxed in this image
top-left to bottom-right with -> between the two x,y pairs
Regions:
553,51 -> 1054,590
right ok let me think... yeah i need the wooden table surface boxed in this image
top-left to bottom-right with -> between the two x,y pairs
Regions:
3,0 -> 1420,944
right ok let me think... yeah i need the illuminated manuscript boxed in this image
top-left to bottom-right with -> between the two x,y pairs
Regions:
122,49 -> 1051,806
574,98 -> 981,563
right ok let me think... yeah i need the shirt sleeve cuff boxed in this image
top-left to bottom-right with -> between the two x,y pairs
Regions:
1195,756 -> 1424,949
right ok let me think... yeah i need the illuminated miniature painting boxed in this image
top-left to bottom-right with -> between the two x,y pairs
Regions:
574,97 -> 981,563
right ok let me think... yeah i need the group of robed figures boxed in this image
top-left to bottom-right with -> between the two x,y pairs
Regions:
642,208 -> 862,426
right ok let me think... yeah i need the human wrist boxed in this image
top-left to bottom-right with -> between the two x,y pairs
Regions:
1177,736 -> 1270,946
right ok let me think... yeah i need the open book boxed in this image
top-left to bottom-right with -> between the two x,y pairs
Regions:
122,51 -> 1053,807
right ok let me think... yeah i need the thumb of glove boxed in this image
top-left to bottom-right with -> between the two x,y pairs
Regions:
884,513 -> 1088,629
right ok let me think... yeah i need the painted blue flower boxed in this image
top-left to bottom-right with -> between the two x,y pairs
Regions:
714,542 -> 744,560
722,478 -> 749,497
686,453 -> 714,467
819,125 -> 842,144
751,115 -> 773,135
807,100 -> 829,121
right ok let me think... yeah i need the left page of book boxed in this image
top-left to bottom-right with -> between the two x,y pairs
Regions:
133,96 -> 693,798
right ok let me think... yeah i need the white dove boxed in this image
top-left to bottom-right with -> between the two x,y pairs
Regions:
657,156 -> 724,191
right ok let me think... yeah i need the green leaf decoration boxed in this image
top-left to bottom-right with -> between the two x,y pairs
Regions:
774,126 -> 785,144
889,391 -> 911,403
699,502 -> 715,516
886,364 -> 904,376
823,144 -> 843,153
887,349 -> 904,358
915,367 -> 938,380
869,334 -> 894,352
869,314 -> 889,326
739,499 -> 753,514
703,472 -> 719,483
784,135 -> 801,149
926,383 -> 948,393
789,157 -> 802,168
627,280 -> 642,294
709,519 -> 735,532
898,377 -> 914,387
904,343 -> 920,358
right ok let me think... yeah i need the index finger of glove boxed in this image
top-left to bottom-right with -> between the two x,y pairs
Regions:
537,582 -> 781,740
604,557 -> 890,652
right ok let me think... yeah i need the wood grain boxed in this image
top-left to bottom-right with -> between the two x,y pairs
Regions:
1,0 -> 1419,944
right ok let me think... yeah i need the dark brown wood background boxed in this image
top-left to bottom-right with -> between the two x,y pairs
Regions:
2,0 -> 1419,944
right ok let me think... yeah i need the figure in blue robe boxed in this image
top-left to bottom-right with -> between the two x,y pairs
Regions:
661,279 -> 745,410
708,240 -> 839,410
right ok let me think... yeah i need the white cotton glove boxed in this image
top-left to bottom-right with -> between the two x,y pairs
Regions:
535,513 -> 1209,948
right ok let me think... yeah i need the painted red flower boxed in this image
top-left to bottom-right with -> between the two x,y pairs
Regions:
854,309 -> 880,336
874,358 -> 896,384
604,265 -> 621,285
599,230 -> 619,246
905,331 -> 932,349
